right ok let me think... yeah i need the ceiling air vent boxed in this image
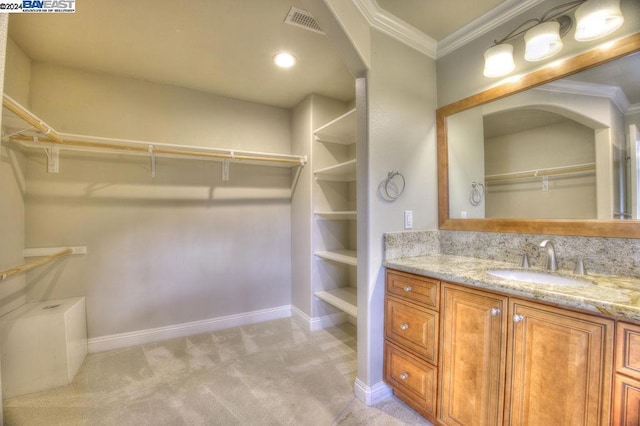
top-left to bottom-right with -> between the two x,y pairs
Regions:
284,7 -> 324,35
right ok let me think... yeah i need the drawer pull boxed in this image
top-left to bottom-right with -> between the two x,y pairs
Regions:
490,307 -> 501,317
513,314 -> 524,323
399,372 -> 409,380
404,285 -> 412,292
400,323 -> 409,330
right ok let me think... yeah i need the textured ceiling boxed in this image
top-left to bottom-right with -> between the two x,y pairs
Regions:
7,0 -> 522,109
8,0 -> 355,109
375,0 -> 507,40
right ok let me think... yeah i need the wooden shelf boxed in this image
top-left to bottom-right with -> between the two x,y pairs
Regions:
315,287 -> 357,317
314,109 -> 356,145
314,250 -> 357,266
314,211 -> 356,220
314,159 -> 356,182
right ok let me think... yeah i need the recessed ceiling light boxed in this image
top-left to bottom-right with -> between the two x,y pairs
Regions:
273,52 -> 296,68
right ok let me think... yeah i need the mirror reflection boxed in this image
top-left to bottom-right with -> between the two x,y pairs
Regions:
448,51 -> 640,220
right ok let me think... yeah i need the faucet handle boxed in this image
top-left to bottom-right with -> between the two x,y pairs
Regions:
520,252 -> 530,269
573,256 -> 597,275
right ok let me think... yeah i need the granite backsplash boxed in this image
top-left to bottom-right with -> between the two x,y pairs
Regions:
384,230 -> 640,278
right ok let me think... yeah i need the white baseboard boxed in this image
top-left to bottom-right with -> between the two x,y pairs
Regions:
354,378 -> 393,406
291,306 -> 349,331
88,305 -> 291,353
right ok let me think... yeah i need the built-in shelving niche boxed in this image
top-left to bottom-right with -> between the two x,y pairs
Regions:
312,108 -> 357,319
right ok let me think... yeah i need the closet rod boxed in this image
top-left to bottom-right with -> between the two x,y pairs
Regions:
485,162 -> 596,183
2,95 -> 62,143
0,249 -> 72,283
2,94 -> 306,167
10,135 -> 305,165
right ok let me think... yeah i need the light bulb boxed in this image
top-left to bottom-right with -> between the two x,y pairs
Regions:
483,44 -> 515,78
575,0 -> 624,41
524,21 -> 564,62
273,52 -> 297,68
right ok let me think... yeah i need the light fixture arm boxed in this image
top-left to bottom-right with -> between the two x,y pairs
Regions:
492,0 -> 585,46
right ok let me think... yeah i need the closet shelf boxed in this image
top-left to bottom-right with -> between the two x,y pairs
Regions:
1,94 -> 307,169
314,250 -> 357,266
313,159 -> 356,182
485,162 -> 595,184
314,108 -> 356,145
314,287 -> 357,317
314,211 -> 356,220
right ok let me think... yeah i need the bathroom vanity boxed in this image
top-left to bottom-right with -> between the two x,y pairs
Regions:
383,255 -> 640,425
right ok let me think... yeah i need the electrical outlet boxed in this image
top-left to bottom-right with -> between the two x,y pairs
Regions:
404,211 -> 413,229
461,210 -> 468,219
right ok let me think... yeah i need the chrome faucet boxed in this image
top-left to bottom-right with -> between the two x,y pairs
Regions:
539,240 -> 558,271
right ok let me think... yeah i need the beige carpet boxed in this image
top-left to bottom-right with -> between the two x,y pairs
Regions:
3,317 -> 432,425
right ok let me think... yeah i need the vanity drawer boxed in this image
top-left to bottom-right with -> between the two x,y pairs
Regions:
616,322 -> 640,378
385,296 -> 438,364
386,269 -> 439,310
384,341 -> 437,420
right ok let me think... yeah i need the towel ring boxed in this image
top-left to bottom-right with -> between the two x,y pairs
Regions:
469,182 -> 484,206
383,171 -> 406,200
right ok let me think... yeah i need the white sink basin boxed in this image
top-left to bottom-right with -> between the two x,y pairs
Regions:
487,269 -> 593,287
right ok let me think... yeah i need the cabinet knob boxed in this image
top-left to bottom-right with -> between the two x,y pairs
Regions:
400,323 -> 409,330
404,286 -> 412,292
490,307 -> 501,316
513,314 -> 524,323
399,373 -> 409,380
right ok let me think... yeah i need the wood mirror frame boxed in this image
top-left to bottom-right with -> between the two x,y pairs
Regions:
437,32 -> 640,238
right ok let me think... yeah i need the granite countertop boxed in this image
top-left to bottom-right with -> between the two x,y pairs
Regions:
383,254 -> 640,322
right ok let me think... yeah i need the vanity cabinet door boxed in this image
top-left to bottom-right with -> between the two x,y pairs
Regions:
614,374 -> 640,426
613,321 -> 640,425
439,284 -> 508,426
505,299 -> 613,426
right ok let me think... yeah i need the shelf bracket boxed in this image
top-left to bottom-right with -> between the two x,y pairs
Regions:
148,144 -> 156,178
43,140 -> 59,173
542,175 -> 549,192
222,158 -> 230,181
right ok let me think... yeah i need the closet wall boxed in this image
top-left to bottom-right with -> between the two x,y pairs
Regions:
0,34 -> 26,318
5,40 -> 295,342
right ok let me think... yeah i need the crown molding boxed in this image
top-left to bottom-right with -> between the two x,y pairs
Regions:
350,0 -> 548,60
437,0 -> 546,58
537,80 -> 632,113
626,104 -> 640,115
351,0 -> 437,58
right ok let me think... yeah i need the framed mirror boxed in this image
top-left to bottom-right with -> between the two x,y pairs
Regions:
437,32 -> 640,238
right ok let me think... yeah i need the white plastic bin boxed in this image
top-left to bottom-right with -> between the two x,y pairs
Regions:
0,297 -> 87,398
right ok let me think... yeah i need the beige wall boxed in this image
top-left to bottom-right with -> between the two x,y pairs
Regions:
447,107 -> 485,219
485,121 -> 596,218
0,29 -> 27,319
16,62 -> 294,339
290,96 -> 314,317
359,29 -> 437,388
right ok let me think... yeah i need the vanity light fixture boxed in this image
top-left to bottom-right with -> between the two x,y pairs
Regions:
574,0 -> 625,41
483,43 -> 516,77
524,20 -> 564,61
273,52 -> 297,68
483,0 -> 625,77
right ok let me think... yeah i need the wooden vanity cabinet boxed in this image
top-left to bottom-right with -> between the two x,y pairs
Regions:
439,284 -> 508,426
614,321 -> 640,425
505,299 -> 613,426
385,270 -> 615,426
384,270 -> 440,422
